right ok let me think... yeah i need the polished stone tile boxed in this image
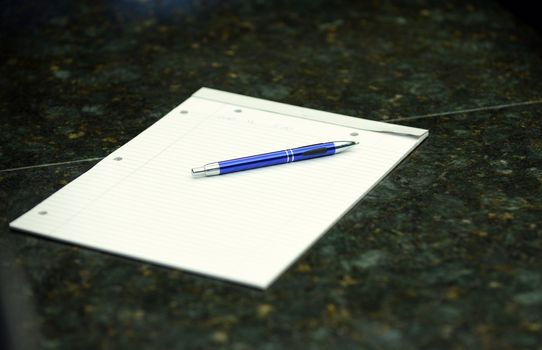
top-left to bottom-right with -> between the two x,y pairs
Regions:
2,1 -> 542,170
1,105 -> 540,349
2,1 -> 542,348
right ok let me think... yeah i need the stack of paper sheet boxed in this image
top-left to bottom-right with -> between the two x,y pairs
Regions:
10,88 -> 428,289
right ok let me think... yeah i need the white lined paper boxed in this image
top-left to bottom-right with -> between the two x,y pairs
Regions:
10,88 -> 428,289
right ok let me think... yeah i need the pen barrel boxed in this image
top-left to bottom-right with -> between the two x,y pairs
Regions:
218,150 -> 289,174
290,142 -> 336,161
217,142 -> 336,175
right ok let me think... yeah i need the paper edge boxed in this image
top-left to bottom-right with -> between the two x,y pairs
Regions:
9,221 -> 270,289
262,131 -> 429,289
193,87 -> 428,138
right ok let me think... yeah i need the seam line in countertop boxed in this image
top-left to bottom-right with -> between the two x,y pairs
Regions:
2,98 -> 541,173
386,99 -> 542,122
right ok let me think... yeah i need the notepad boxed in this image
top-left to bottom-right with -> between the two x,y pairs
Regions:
10,88 -> 428,289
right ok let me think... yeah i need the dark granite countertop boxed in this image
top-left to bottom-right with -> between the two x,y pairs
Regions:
1,0 -> 541,349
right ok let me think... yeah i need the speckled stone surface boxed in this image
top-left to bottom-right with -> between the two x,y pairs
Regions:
1,1 -> 541,349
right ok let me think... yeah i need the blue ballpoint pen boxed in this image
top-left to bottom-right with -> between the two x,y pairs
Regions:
191,141 -> 358,177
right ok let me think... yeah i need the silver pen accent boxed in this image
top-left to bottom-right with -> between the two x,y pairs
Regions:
333,141 -> 358,153
191,162 -> 220,177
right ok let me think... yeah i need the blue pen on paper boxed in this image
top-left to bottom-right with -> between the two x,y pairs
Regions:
191,141 -> 358,177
